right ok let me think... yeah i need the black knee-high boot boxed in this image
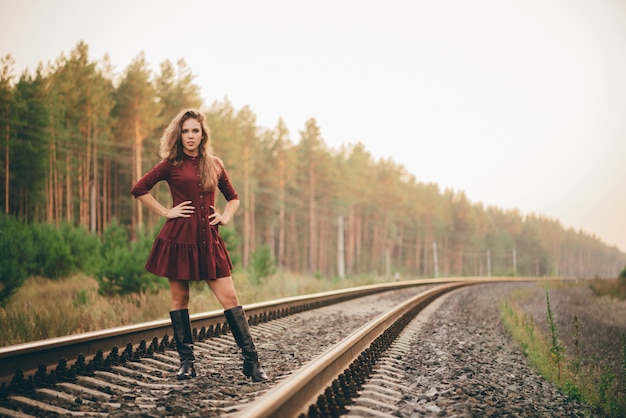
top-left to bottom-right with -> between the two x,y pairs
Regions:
224,305 -> 268,382
170,309 -> 196,380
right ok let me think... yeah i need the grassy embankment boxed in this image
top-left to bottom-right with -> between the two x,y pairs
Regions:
5,273 -> 625,415
0,272 -> 388,346
500,279 -> 626,418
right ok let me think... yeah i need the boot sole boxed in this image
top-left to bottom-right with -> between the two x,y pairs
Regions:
244,371 -> 268,382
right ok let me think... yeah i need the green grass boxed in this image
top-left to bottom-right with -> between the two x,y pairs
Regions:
0,272 -> 390,346
500,283 -> 626,417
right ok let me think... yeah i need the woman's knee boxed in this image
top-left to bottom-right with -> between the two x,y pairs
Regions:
221,293 -> 239,309
171,294 -> 190,309
215,287 -> 239,308
169,279 -> 190,309
207,278 -> 240,308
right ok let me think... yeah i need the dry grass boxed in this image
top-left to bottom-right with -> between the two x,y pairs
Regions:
588,278 -> 626,300
0,272 -> 387,346
1,275 -> 171,345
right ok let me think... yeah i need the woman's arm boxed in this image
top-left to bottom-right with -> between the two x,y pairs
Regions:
212,159 -> 239,225
137,194 -> 195,219
209,199 -> 239,225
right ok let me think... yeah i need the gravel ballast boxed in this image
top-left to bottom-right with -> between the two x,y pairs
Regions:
5,280 -> 622,417
385,282 -> 609,417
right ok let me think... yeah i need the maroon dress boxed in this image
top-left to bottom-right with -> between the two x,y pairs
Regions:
131,154 -> 239,280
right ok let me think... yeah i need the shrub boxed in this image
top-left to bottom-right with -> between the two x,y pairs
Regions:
0,214 -> 33,305
219,226 -> 241,268
58,222 -> 101,275
30,223 -> 75,278
95,220 -> 166,295
100,217 -> 128,255
248,245 -> 276,284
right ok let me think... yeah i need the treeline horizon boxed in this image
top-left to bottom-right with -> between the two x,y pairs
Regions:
1,41 -> 624,280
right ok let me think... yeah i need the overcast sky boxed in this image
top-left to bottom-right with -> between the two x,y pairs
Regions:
1,0 -> 625,252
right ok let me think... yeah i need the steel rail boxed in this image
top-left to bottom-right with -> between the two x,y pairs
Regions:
236,277 -> 562,417
0,277 -> 469,385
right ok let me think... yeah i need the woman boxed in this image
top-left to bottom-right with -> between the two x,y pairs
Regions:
131,108 -> 268,382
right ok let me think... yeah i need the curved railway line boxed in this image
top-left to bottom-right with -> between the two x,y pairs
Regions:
0,277 -> 562,417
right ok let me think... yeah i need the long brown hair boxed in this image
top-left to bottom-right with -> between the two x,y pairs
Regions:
159,108 -> 221,191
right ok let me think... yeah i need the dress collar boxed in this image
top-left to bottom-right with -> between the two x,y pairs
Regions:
182,153 -> 198,160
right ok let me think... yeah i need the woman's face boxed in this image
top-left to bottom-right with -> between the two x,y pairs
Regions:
180,118 -> 203,156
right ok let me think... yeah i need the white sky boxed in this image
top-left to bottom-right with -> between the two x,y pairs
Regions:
1,0 -> 625,252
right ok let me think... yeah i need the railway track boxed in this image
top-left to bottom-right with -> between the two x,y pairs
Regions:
0,277 -> 550,417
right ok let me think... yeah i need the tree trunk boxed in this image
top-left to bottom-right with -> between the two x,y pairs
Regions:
134,117 -> 143,235
250,190 -> 256,257
52,130 -> 60,227
337,215 -> 345,278
317,203 -> 329,275
46,136 -> 54,224
78,161 -> 85,225
423,222 -> 432,277
308,164 -> 316,274
4,101 -> 10,213
345,205 -> 354,275
243,143 -> 250,267
83,103 -> 91,230
277,151 -> 285,268
355,206 -> 362,275
91,125 -> 98,233
288,212 -> 299,272
65,151 -> 71,222
414,231 -> 422,276
4,101 -> 9,213
371,215 -> 384,274
103,157 -> 110,230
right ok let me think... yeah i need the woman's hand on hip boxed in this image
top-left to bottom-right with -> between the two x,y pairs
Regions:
208,205 -> 226,225
166,201 -> 195,219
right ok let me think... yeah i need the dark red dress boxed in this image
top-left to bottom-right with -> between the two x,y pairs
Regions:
131,154 -> 239,281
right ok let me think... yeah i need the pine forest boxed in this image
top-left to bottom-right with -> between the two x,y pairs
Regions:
1,42 -> 625,287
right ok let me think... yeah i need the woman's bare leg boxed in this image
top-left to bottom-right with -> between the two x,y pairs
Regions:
169,278 -> 191,310
206,276 -> 240,310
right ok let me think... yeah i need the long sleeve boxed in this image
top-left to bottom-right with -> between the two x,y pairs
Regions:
217,159 -> 239,201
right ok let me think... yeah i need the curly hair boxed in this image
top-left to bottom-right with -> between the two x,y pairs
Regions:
159,108 -> 221,191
